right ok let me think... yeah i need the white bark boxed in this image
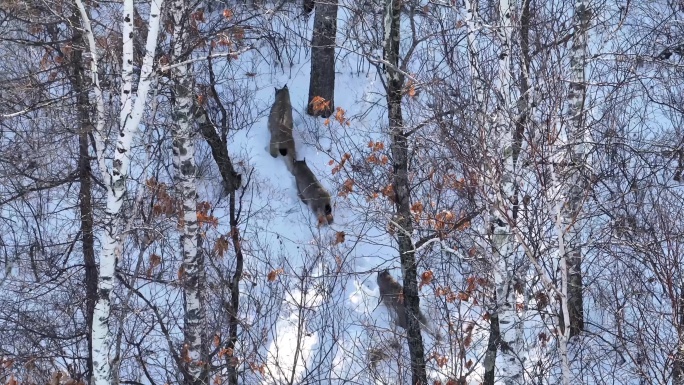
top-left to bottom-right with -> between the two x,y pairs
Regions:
463,0 -> 523,382
558,0 -> 591,339
462,0 -> 486,107
171,0 -> 205,382
550,1 -> 591,382
491,1 -> 525,382
554,196 -> 572,385
75,1 -> 165,384
74,0 -> 108,183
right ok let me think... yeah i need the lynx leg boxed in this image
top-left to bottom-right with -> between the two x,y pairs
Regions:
269,139 -> 279,158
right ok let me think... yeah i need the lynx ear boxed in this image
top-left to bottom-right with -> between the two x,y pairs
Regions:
283,84 -> 288,89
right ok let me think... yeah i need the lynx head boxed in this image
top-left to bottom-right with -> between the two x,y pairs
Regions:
275,84 -> 289,95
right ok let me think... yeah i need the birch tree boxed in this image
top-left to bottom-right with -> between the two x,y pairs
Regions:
5,1 -> 684,384
170,0 -> 208,382
74,0 -> 164,383
556,0 -> 591,339
461,0 -> 524,382
489,0 -> 525,382
461,1 -> 501,383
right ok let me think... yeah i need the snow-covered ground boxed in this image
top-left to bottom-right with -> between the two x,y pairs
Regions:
205,9 -> 462,383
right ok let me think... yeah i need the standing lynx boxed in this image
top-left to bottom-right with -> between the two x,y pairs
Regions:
268,85 -> 296,169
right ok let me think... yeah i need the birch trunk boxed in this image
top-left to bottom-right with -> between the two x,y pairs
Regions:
462,3 -> 499,381
75,0 -> 164,384
674,289 -> 684,384
555,208 -> 572,385
463,0 -> 523,382
383,0 -> 426,383
171,0 -> 207,383
561,0 -> 591,339
547,2 -> 591,381
490,0 -> 524,382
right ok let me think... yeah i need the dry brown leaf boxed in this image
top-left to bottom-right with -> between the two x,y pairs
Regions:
214,236 -> 230,258
146,254 -> 162,277
420,270 -> 434,288
267,269 -> 283,282
339,179 -> 354,197
334,231 -> 346,245
334,107 -> 346,124
382,184 -> 395,200
367,153 -> 379,164
457,291 -> 469,302
464,334 -> 472,348
309,96 -> 331,114
182,344 -> 192,363
218,347 -> 234,358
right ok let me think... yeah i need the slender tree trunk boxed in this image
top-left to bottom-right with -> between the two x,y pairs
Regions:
307,0 -> 338,118
68,12 -> 98,378
464,0 -> 523,381
75,0 -> 164,383
197,54 -> 244,385
463,0 -> 501,381
79,121 -> 98,383
225,189 -> 244,385
383,0 -> 426,383
674,289 -> 684,385
513,0 -> 531,219
483,310 -> 500,385
490,214 -> 521,385
492,0 -> 523,382
171,1 -> 207,384
195,105 -> 241,194
555,199 -> 573,385
562,0 -> 591,339
485,0 -> 524,382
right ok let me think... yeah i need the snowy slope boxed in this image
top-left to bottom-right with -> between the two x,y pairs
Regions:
192,5 -> 475,384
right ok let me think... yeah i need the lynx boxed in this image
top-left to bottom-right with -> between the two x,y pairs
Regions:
292,159 -> 334,225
